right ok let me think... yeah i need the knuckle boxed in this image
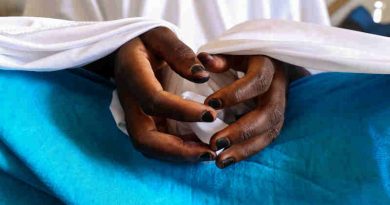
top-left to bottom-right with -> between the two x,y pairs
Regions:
253,58 -> 274,94
240,147 -> 251,159
173,43 -> 195,62
267,126 -> 281,141
236,121 -> 255,142
231,87 -> 246,104
263,57 -> 276,73
268,106 -> 284,126
255,76 -> 271,94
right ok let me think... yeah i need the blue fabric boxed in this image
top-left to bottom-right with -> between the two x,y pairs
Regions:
348,6 -> 390,36
0,69 -> 389,205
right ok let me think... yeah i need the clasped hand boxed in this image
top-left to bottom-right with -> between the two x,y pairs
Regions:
113,27 -> 310,168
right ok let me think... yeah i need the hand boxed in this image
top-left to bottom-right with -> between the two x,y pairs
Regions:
114,27 -> 217,162
198,53 -> 310,168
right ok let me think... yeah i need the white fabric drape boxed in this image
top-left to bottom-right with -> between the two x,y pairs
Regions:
22,0 -> 331,50
8,0 -> 330,142
3,0 -> 331,142
1,16 -> 390,142
3,0 -> 387,143
0,17 -> 177,70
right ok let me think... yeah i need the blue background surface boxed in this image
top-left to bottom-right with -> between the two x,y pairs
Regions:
0,69 -> 389,204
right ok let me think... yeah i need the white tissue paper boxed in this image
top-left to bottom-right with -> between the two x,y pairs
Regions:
182,91 -> 228,144
1,17 -> 390,145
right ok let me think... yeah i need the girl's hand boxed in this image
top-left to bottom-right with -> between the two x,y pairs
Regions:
198,53 -> 310,168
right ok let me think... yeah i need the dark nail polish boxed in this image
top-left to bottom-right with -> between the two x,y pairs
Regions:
216,138 -> 230,150
199,152 -> 214,161
201,111 -> 214,122
198,52 -> 214,66
208,98 -> 222,109
192,76 -> 210,84
221,157 -> 235,168
191,64 -> 206,74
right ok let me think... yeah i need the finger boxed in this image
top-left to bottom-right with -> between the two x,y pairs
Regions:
140,27 -> 209,83
209,105 -> 283,151
136,131 -> 216,162
197,52 -> 249,73
181,133 -> 203,143
204,56 -> 275,109
215,122 -> 282,169
153,117 -> 203,143
141,91 -> 217,122
116,38 -> 217,122
118,87 -> 216,162
209,65 -> 287,151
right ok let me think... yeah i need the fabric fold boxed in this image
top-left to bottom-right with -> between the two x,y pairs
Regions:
0,17 -> 177,70
199,19 -> 390,74
1,17 -> 390,143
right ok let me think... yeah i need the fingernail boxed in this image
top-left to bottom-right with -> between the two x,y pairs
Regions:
199,152 -> 214,161
201,111 -> 214,122
208,98 -> 222,109
191,64 -> 209,84
216,138 -> 230,150
192,76 -> 209,84
198,53 -> 214,66
191,64 -> 206,74
221,157 -> 235,168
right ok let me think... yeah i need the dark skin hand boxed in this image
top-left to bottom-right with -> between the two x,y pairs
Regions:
86,27 -> 310,167
114,27 -> 218,162
197,53 -> 310,168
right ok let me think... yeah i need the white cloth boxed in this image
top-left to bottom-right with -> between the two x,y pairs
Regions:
1,17 -> 390,143
23,0 -> 331,50
199,19 -> 390,74
17,0 -> 332,142
0,17 -> 177,70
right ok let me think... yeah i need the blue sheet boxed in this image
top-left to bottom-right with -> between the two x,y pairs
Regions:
0,69 -> 389,205
347,6 -> 390,37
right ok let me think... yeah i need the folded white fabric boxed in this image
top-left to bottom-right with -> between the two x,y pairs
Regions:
199,19 -> 390,74
0,17 -> 177,70
1,17 -> 390,144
